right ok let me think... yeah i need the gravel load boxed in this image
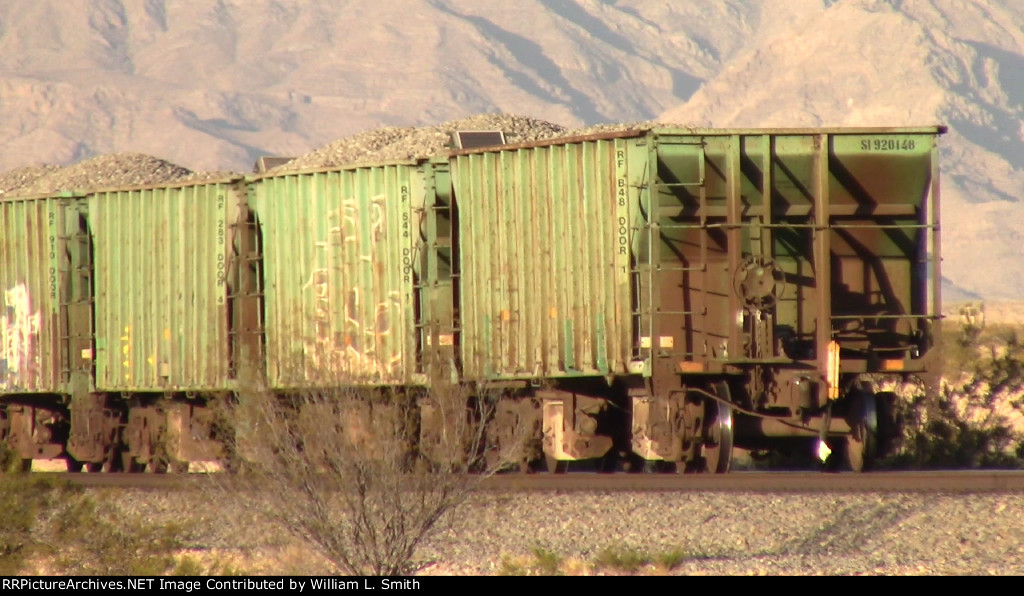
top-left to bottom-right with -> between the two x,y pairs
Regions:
0,113 -> 695,195
0,165 -> 63,197
0,153 -> 243,198
274,114 -> 693,172
276,113 -> 571,171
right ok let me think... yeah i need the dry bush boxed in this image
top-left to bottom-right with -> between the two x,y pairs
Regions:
208,380 -> 521,576
862,311 -> 1024,469
931,323 -> 1024,467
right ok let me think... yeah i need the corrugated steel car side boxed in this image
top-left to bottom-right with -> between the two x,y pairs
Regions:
250,163 -> 427,388
89,180 -> 243,391
0,196 -> 70,393
452,138 -> 647,380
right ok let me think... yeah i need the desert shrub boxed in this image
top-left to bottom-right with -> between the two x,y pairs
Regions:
871,316 -> 1024,469
208,381 -> 524,576
931,324 -> 1024,467
593,544 -> 652,573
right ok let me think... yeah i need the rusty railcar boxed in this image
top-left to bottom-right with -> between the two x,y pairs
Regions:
2,176 -> 279,472
0,193 -> 90,468
247,160 -> 460,453
248,162 -> 437,389
85,178 -> 247,471
451,127 -> 944,472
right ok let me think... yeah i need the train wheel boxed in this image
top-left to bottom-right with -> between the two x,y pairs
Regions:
643,460 -> 673,473
121,451 -> 145,473
844,390 -> 878,472
874,391 -> 899,459
621,453 -> 651,473
65,458 -> 85,473
145,458 -> 169,474
545,455 -> 569,474
597,451 -> 619,474
99,445 -> 125,473
702,382 -> 734,474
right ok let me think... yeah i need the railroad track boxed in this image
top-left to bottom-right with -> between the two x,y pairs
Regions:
27,470 -> 1024,493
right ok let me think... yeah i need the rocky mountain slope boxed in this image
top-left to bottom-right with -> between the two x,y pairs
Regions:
0,0 -> 733,171
662,0 -> 1024,302
0,0 -> 1021,300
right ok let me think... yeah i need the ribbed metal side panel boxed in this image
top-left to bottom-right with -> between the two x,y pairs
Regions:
0,197 -> 65,392
453,139 -> 638,380
251,164 -> 424,388
90,182 -> 239,391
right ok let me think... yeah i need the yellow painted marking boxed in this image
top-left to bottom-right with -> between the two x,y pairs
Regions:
826,340 -> 841,400
121,326 -> 131,370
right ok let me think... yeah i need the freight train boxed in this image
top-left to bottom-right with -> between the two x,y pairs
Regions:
0,126 -> 945,473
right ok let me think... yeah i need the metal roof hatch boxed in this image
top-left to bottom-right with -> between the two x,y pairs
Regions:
450,130 -> 507,150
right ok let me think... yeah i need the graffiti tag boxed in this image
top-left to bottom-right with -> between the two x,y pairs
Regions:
1,283 -> 42,388
302,194 -> 403,379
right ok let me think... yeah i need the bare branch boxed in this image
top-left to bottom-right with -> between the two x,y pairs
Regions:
205,377 -> 525,576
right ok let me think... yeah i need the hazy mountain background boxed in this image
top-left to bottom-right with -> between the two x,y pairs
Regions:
0,0 -> 1022,302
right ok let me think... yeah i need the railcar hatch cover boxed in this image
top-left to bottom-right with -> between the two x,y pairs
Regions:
253,156 -> 295,173
451,130 -> 507,149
